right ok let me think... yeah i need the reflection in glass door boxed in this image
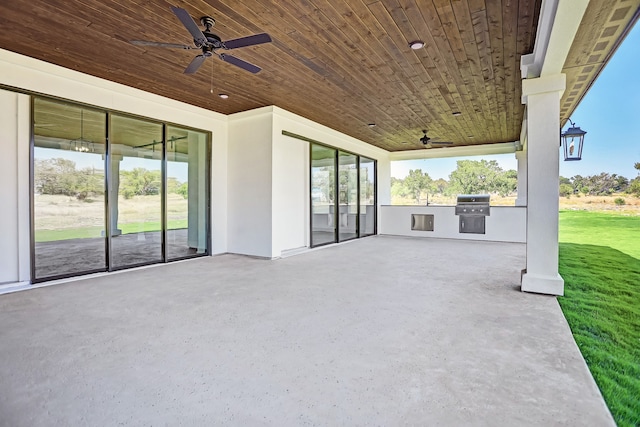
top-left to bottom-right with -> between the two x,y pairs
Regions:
311,144 -> 337,246
32,97 -> 212,282
338,151 -> 358,241
109,114 -> 163,269
33,98 -> 107,280
359,157 -> 376,237
166,126 -> 209,259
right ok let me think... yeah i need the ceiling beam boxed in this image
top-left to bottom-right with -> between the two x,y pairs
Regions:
541,0 -> 590,76
389,142 -> 519,161
520,0 -> 590,79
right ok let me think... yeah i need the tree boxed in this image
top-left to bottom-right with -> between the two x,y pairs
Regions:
613,175 -> 629,193
559,183 -> 573,198
76,166 -> 104,199
494,169 -> 518,197
404,169 -> 432,204
177,182 -> 188,199
120,168 -> 161,199
448,160 -> 504,195
432,178 -> 449,194
568,173 -> 630,196
627,162 -> 640,197
391,179 -> 409,199
571,174 -> 587,194
559,176 -> 572,186
34,158 -> 78,196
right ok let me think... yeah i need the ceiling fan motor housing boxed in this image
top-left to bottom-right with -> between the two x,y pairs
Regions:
420,130 -> 430,144
203,32 -> 223,49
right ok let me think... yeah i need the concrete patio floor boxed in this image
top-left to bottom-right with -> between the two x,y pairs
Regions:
0,236 -> 613,426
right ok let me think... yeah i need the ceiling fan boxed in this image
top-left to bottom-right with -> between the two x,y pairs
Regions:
130,6 -> 272,74
420,130 -> 454,148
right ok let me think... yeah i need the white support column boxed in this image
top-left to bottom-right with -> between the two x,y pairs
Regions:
0,89 -> 31,286
521,74 -> 565,295
515,150 -> 528,206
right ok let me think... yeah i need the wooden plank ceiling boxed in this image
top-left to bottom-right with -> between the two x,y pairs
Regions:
0,1 -> 637,152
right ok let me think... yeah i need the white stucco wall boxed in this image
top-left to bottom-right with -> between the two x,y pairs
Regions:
271,126 -> 308,256
379,205 -> 526,243
227,109 -> 274,258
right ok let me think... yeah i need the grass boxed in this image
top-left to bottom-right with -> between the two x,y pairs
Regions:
34,194 -> 189,242
558,210 -> 640,426
35,220 -> 188,242
559,210 -> 640,259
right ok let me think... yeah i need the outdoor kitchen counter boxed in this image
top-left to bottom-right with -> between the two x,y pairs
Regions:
379,205 -> 526,243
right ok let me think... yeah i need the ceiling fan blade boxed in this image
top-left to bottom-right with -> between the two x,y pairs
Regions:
431,141 -> 454,145
130,40 -> 195,49
170,6 -> 208,47
223,33 -> 272,49
184,55 -> 207,74
220,54 -> 261,74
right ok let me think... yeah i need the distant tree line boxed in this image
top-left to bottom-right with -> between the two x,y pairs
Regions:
392,159 -> 518,204
34,158 -> 187,200
560,162 -> 640,198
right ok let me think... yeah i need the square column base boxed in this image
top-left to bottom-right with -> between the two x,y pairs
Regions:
521,272 -> 564,296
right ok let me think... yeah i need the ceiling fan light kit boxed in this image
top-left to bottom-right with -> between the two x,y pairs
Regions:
130,6 -> 271,75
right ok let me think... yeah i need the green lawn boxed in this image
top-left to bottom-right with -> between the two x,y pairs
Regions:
35,220 -> 188,242
559,210 -> 640,259
558,210 -> 640,427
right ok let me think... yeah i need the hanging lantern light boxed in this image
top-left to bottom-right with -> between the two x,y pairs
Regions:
561,120 -> 586,161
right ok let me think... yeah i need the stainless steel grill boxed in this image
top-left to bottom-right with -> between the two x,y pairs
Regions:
455,194 -> 490,234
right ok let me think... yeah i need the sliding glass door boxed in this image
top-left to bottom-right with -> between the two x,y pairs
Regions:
109,114 -> 164,269
338,151 -> 358,241
310,143 -> 376,248
166,125 -> 209,260
311,144 -> 337,246
31,96 -> 211,282
33,98 -> 107,280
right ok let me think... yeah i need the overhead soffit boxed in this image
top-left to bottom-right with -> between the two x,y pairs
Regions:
0,1 -> 637,152
560,0 -> 640,126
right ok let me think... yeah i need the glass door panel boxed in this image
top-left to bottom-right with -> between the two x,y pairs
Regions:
338,151 -> 358,241
359,157 -> 376,237
166,126 -> 209,259
33,98 -> 107,280
311,144 -> 336,247
109,114 -> 163,268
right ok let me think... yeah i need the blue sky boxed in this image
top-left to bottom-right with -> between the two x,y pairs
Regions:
392,21 -> 640,181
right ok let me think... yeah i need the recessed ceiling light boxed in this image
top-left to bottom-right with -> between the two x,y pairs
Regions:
409,40 -> 425,50
452,111 -> 462,116
368,123 -> 376,127
218,93 -> 229,99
